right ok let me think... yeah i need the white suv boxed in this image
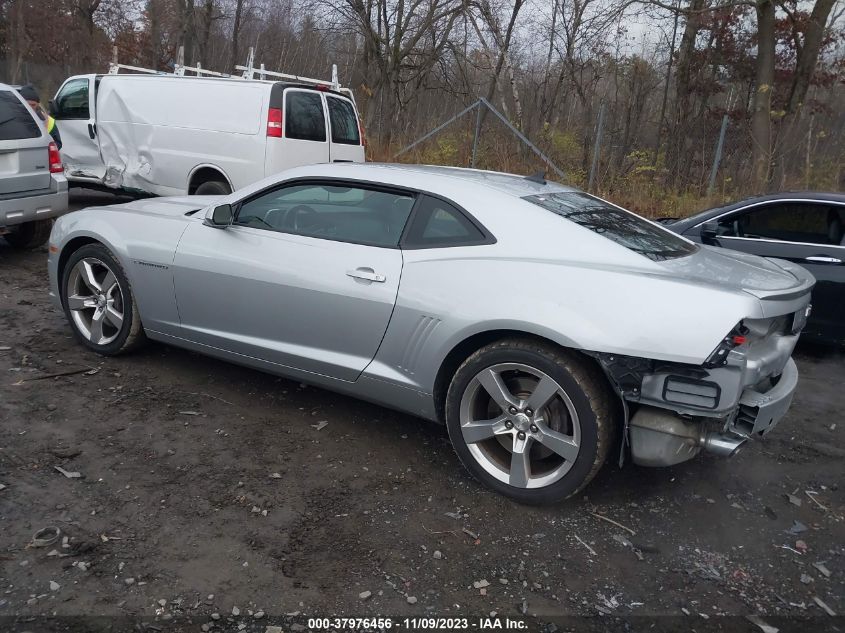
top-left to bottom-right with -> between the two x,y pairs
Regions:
0,83 -> 68,249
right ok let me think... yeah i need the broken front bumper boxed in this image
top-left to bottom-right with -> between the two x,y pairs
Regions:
628,358 -> 798,467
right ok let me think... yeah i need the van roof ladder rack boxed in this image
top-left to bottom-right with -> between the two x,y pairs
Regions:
107,45 -> 343,93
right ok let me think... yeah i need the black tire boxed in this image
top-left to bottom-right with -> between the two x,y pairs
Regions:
5,219 -> 53,249
60,243 -> 146,355
445,338 -> 616,505
194,180 -> 231,195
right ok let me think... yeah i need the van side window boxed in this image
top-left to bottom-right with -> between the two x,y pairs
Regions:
327,97 -> 360,145
54,78 -> 89,120
285,91 -> 326,142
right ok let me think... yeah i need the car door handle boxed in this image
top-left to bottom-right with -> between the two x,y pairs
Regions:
346,268 -> 386,283
87,123 -> 96,139
805,256 -> 842,264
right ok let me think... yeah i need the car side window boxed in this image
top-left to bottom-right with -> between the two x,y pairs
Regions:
285,91 -> 326,142
326,96 -> 360,145
403,195 -> 488,248
234,183 -> 415,247
54,78 -> 89,120
718,203 -> 843,246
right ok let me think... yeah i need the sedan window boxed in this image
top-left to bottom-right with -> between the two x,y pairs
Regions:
234,183 -> 415,247
525,192 -> 697,261
717,203 -> 843,246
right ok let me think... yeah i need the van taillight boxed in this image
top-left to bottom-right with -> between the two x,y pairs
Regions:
358,119 -> 367,147
48,142 -> 63,173
267,108 -> 283,137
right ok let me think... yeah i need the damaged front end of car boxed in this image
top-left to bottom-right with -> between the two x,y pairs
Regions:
593,302 -> 812,468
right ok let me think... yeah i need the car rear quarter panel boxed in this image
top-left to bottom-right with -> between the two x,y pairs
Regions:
365,247 -> 761,402
50,207 -> 190,336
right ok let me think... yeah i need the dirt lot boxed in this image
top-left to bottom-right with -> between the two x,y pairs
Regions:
1,191 -> 843,632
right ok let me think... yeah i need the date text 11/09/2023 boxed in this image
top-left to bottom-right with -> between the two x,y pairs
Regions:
307,617 -> 529,630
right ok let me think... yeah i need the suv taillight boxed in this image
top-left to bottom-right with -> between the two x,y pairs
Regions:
358,119 -> 367,147
267,108 -> 282,137
48,142 -> 62,173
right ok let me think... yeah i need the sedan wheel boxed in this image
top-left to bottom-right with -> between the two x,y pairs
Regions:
446,339 -> 615,504
61,244 -> 145,355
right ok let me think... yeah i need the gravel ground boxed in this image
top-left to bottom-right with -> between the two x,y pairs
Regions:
0,191 -> 843,632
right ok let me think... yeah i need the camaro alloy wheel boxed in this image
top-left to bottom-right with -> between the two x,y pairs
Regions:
446,339 -> 613,504
67,257 -> 126,346
61,244 -> 145,355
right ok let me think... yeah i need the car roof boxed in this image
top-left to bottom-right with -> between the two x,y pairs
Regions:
672,191 -> 845,230
289,162 -> 579,198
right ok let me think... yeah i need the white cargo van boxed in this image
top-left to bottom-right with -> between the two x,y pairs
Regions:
50,73 -> 365,196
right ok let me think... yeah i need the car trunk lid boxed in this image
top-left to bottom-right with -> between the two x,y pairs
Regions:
659,245 -> 814,306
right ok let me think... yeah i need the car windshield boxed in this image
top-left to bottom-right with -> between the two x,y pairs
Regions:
524,191 -> 698,261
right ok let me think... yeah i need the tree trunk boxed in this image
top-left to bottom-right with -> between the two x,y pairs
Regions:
751,0 -> 775,191
229,0 -> 245,70
666,0 -> 705,188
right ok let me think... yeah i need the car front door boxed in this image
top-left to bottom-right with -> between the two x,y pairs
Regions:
172,180 -> 417,381
52,75 -> 105,181
703,200 -> 845,342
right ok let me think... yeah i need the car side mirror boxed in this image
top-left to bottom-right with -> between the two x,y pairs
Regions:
47,100 -> 58,118
205,203 -> 233,228
701,220 -> 719,242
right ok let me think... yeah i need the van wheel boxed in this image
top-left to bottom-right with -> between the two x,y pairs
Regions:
194,180 -> 231,195
5,219 -> 53,249
445,338 -> 615,504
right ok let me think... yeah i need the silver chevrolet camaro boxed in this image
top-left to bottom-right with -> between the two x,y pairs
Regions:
48,164 -> 814,504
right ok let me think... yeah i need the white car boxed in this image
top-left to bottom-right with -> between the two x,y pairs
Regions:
49,73 -> 365,197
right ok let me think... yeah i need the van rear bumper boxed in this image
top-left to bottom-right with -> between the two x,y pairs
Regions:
0,177 -> 69,228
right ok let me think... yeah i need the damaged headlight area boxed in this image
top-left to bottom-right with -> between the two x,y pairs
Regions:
592,315 -> 802,468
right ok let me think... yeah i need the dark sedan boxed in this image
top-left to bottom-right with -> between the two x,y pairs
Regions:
665,192 -> 844,345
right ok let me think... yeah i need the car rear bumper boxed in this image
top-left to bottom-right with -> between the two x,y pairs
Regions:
732,356 -> 798,437
0,177 -> 69,229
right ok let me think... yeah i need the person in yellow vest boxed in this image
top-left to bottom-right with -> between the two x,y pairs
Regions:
17,84 -> 62,149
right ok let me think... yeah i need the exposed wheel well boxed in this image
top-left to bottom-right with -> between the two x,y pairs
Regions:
432,329 -> 613,424
188,167 -> 231,194
57,236 -> 101,292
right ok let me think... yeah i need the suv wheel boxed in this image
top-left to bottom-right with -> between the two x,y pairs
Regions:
445,338 -> 615,504
61,244 -> 146,355
4,219 -> 53,249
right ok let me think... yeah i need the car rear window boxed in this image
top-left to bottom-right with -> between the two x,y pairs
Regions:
327,96 -> 360,145
0,91 -> 41,141
524,191 -> 698,261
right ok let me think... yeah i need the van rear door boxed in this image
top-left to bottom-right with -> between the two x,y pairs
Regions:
51,75 -> 105,181
0,90 -> 51,195
277,88 -> 330,168
326,94 -> 365,163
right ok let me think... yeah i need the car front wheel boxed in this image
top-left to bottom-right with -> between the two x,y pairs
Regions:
61,244 -> 145,355
446,339 -> 615,504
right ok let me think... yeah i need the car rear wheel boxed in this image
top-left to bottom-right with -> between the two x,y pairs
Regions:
194,180 -> 231,195
445,338 -> 615,504
4,219 -> 53,249
61,244 -> 146,355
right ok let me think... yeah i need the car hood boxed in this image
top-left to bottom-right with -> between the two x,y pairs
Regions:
109,195 -> 221,218
658,244 -> 815,299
